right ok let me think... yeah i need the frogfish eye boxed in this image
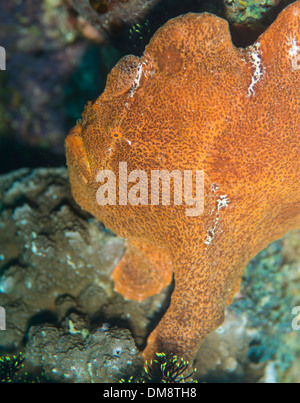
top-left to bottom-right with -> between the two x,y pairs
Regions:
112,132 -> 122,139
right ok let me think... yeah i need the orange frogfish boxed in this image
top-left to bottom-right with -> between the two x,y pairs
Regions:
65,1 -> 300,363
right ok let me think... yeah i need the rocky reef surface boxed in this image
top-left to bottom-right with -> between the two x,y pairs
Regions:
0,167 -> 299,382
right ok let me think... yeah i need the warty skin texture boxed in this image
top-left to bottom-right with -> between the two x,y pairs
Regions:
65,1 -> 300,363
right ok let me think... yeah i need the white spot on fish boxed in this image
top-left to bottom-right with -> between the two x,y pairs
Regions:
288,37 -> 300,71
128,61 -> 145,99
247,42 -> 263,97
204,217 -> 219,245
217,195 -> 229,210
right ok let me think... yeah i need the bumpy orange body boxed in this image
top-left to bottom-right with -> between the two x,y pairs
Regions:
66,2 -> 300,363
